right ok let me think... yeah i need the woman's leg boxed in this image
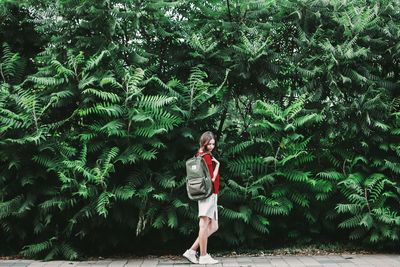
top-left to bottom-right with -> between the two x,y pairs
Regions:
189,237 -> 200,252
196,216 -> 210,256
190,218 -> 218,251
208,218 -> 219,235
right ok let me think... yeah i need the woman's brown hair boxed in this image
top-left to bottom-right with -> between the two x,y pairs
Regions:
199,131 -> 216,153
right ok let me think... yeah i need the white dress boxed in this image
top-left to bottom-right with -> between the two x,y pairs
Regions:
198,193 -> 218,221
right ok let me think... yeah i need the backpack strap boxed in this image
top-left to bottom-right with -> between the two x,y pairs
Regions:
195,151 -> 211,158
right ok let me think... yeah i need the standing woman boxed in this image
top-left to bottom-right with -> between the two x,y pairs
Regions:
183,131 -> 220,265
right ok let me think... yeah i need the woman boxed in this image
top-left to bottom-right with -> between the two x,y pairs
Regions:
183,131 -> 220,265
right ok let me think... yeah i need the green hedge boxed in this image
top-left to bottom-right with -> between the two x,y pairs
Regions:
0,0 -> 399,260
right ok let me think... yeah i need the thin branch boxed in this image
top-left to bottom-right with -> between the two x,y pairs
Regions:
0,64 -> 6,83
226,0 -> 232,21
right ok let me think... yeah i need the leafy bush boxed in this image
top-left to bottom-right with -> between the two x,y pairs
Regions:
1,0 -> 400,259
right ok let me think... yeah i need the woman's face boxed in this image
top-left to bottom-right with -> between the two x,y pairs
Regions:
206,138 -> 215,152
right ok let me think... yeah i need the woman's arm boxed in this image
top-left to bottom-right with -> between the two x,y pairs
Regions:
211,158 -> 220,182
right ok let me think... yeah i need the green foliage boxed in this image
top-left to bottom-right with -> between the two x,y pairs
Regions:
1,0 -> 400,259
218,94 -> 325,244
336,172 -> 400,244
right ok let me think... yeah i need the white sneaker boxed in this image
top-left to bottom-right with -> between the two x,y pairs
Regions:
183,249 -> 198,264
199,253 -> 219,264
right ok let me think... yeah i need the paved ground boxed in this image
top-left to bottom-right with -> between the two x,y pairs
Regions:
0,254 -> 400,267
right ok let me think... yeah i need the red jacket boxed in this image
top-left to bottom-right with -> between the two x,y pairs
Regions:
196,151 -> 220,194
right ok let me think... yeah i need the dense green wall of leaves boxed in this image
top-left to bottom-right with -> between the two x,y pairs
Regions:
1,0 -> 399,260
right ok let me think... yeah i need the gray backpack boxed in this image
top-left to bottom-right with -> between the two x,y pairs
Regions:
185,152 -> 213,200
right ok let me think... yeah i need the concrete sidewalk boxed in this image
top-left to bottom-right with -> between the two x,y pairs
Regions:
0,254 -> 399,267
